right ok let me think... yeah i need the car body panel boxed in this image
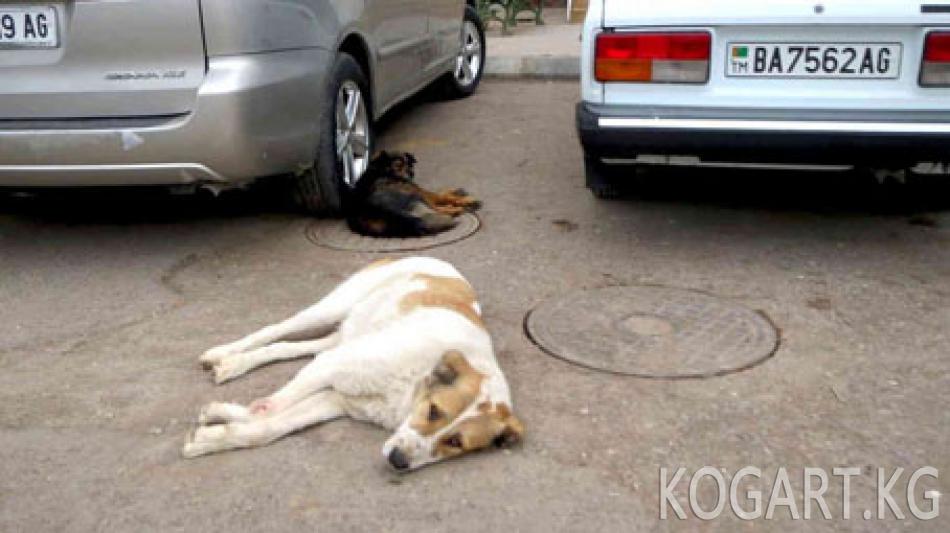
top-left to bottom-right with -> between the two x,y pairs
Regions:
429,0 -> 467,73
0,49 -> 333,186
200,0 -> 335,55
0,0 -> 206,118
580,0 -> 950,166
200,0 -> 464,119
577,101 -> 950,165
601,24 -> 950,111
588,0 -> 950,110
580,0 -> 605,105
369,0 -> 431,106
0,0 -> 468,187
603,0 -> 950,27
200,0 -> 436,119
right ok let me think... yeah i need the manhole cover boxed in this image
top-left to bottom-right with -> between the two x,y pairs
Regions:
525,286 -> 778,378
304,213 -> 480,252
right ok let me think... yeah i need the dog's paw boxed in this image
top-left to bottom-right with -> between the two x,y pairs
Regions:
182,425 -> 227,458
182,429 -> 201,458
435,206 -> 465,217
211,357 -> 249,385
199,402 -> 251,425
463,199 -> 483,211
200,344 -> 239,369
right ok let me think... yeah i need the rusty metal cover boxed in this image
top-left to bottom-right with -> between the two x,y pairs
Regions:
304,213 -> 480,252
526,286 -> 778,378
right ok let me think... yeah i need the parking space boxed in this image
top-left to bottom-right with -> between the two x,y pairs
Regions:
1,80 -> 948,531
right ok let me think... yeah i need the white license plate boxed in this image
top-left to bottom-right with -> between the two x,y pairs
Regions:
0,5 -> 58,49
727,43 -> 902,79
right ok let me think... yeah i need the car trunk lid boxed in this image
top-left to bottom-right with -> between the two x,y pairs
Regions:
603,0 -> 950,27
598,1 -> 950,111
0,0 -> 206,120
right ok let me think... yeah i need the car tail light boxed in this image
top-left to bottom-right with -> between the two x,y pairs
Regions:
595,31 -> 711,83
921,31 -> 950,86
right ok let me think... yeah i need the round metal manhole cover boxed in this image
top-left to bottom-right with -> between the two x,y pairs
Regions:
525,286 -> 779,378
304,213 -> 480,252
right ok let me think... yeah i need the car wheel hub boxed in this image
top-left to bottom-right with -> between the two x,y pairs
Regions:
455,21 -> 482,87
335,80 -> 370,187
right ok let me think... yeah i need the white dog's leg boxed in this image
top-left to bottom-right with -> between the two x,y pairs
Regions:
200,260 -> 405,366
247,357 -> 340,417
247,329 -> 402,417
198,402 -> 252,425
183,391 -> 346,458
210,332 -> 342,384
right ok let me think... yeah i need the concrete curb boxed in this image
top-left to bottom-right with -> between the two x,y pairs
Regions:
485,55 -> 580,79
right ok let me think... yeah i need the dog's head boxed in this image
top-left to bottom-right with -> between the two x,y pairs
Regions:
382,350 -> 524,471
369,150 -> 417,180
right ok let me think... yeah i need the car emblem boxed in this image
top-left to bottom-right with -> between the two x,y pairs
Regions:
104,70 -> 186,81
814,3 -> 825,14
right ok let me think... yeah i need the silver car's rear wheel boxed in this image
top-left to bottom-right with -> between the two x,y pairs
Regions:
292,52 -> 371,215
335,80 -> 370,187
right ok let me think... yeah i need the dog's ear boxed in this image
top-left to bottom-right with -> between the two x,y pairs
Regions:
370,151 -> 395,175
432,359 -> 459,384
491,403 -> 525,448
397,152 -> 416,179
433,350 -> 473,384
366,151 -> 387,175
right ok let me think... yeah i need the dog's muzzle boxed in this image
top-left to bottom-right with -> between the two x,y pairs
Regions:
388,447 -> 410,471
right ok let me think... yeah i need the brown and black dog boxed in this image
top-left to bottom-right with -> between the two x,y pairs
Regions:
345,151 -> 481,237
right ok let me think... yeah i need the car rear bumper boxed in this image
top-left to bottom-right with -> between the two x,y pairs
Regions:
577,102 -> 950,165
0,48 -> 332,187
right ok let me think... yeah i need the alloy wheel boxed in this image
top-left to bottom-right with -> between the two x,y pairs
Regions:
455,21 -> 483,87
335,80 -> 370,187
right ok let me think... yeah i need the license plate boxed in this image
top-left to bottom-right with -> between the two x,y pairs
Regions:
727,43 -> 902,79
0,5 -> 58,49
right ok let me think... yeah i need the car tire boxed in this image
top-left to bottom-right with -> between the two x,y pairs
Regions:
293,53 -> 373,216
440,5 -> 486,99
584,153 -> 622,199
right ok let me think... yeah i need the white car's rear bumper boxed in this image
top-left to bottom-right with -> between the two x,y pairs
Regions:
598,117 -> 950,134
578,103 -> 950,165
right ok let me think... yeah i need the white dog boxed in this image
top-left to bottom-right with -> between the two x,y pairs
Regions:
184,257 -> 523,471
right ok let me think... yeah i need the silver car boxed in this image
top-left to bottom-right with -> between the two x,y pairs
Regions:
0,0 -> 485,214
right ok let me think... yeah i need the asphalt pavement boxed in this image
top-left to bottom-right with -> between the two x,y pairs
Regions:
1,80 -> 948,532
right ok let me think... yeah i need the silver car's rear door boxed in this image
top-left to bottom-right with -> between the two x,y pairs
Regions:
369,0 -> 431,112
0,0 -> 206,119
426,0 -> 464,75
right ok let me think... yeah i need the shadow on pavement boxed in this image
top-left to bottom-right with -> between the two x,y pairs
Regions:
5,164 -> 949,228
0,89 -> 456,227
0,179 -> 295,225
607,164 -> 950,221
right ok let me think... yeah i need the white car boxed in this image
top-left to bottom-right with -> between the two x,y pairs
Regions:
577,0 -> 950,197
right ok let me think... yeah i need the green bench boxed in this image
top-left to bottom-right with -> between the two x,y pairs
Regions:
478,0 -> 543,35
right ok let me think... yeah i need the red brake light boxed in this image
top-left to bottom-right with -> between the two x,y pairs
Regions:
924,32 -> 950,62
921,31 -> 950,86
596,32 -> 711,83
597,33 -> 711,61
